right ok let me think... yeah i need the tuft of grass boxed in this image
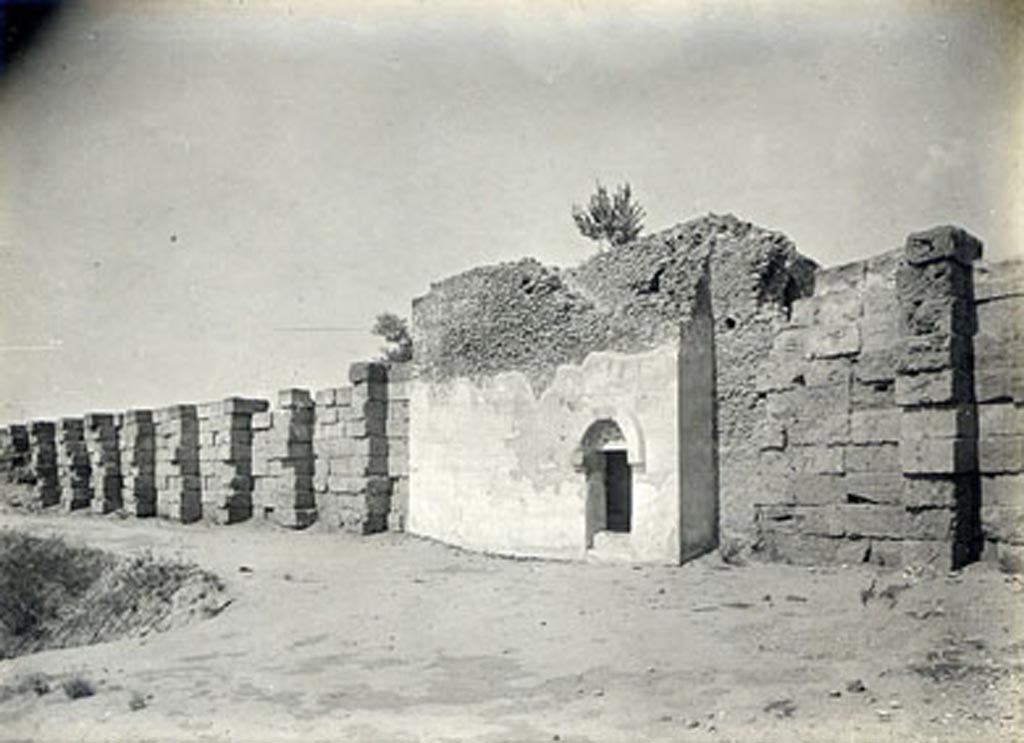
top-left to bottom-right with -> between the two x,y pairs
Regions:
61,676 -> 95,700
128,691 -> 148,711
0,672 -> 52,704
719,538 -> 748,567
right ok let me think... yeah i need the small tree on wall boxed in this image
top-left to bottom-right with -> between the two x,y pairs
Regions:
572,181 -> 646,249
372,312 -> 413,362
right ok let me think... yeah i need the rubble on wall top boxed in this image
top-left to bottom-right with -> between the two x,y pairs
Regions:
412,213 -> 818,390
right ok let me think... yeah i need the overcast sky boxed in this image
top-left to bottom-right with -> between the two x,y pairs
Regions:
0,0 -> 1020,422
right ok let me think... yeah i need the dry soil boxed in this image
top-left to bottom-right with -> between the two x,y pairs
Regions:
0,510 -> 1021,742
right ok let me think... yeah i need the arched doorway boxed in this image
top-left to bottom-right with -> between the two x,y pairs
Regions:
580,419 -> 632,547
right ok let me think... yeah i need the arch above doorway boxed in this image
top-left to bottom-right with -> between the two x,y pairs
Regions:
571,409 -> 645,472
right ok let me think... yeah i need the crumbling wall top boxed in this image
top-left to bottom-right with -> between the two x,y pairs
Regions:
413,213 -> 817,391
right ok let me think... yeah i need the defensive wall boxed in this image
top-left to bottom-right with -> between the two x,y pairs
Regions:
1,214 -> 1020,571
0,363 -> 411,535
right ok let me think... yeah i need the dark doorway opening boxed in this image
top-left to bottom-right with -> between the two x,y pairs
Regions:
605,451 -> 632,532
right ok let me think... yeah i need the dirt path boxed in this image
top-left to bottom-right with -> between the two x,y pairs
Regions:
0,510 -> 1021,742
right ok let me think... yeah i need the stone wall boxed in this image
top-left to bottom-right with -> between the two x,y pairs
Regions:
2,361 -> 409,534
752,227 -> 999,569
974,259 -> 1024,571
0,215 -> 1019,573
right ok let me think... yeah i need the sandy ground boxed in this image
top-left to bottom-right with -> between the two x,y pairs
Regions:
0,510 -> 1021,743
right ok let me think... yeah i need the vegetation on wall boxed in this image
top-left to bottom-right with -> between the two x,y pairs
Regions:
572,181 -> 646,248
372,312 -> 413,362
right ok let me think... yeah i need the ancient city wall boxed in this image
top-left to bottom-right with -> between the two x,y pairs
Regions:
0,362 -> 410,535
1,216 -> 1020,573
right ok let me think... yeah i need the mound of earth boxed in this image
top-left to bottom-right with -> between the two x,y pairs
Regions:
0,529 -> 228,659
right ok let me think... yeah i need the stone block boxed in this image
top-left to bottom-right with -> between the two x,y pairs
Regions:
980,505 -> 1024,544
895,368 -> 972,407
387,400 -> 410,421
122,410 -> 153,425
973,333 -> 1024,369
387,381 -> 410,401
784,474 -> 845,505
899,296 -> 975,337
808,324 -> 861,359
221,397 -> 269,415
843,472 -> 903,504
846,443 -> 900,473
788,445 -> 845,474
755,359 -> 803,394
350,382 -> 388,407
791,290 -> 862,327
389,454 -> 409,476
850,378 -> 895,411
850,409 -> 901,444
278,388 -> 313,409
896,333 -> 970,375
860,311 -> 899,352
898,257 -> 973,307
771,326 -> 808,357
815,261 -> 866,295
755,504 -> 842,536
900,405 -> 976,441
979,402 -> 1024,437
349,361 -> 388,384
315,388 -> 337,407
868,539 -> 950,569
154,404 -> 197,423
84,412 -> 115,428
975,365 -> 1024,404
978,436 -> 1024,474
904,225 -> 982,267
793,414 -> 849,447
974,260 -> 1024,302
29,420 -> 55,435
345,417 -> 387,439
757,419 -> 786,451
756,531 -> 871,566
981,474 -> 1024,507
901,438 -> 976,474
976,296 -> 1024,342
856,350 -> 897,384
834,504 -> 908,539
804,358 -> 851,388
316,407 -> 339,425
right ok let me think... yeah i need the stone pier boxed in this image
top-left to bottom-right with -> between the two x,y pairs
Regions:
154,404 -> 201,523
252,389 -> 316,528
314,362 -> 391,533
120,410 -> 157,517
56,418 -> 91,511
197,397 -> 266,524
84,413 -> 122,513
28,422 -> 59,506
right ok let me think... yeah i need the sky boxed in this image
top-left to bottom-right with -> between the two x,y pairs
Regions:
0,0 -> 1020,422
